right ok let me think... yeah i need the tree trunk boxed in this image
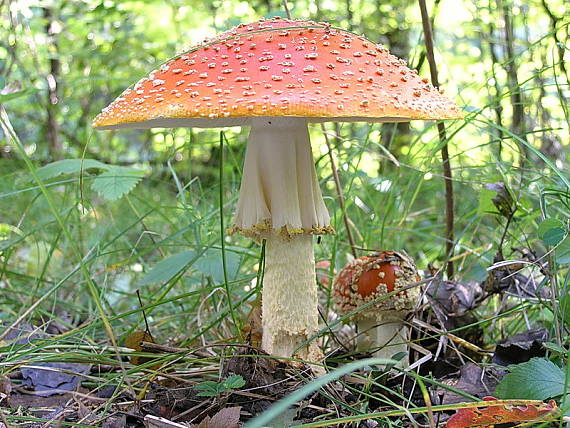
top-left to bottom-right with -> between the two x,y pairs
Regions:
44,6 -> 61,159
499,0 -> 527,165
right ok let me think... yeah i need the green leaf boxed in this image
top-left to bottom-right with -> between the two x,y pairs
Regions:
556,237 -> 570,264
478,187 -> 496,215
194,248 -> 240,283
543,227 -> 566,246
91,167 -> 144,200
137,251 -> 196,286
538,218 -> 565,245
194,375 -> 245,397
195,381 -> 223,397
0,88 -> 39,103
495,357 -> 566,400
223,374 -> 245,390
462,261 -> 489,282
37,159 -> 110,180
36,160 -> 144,200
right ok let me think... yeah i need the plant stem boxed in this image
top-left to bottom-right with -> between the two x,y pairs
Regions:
418,0 -> 455,279
321,124 -> 357,258
220,131 -> 242,341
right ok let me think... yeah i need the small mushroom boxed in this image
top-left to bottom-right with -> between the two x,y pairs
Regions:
333,251 -> 420,365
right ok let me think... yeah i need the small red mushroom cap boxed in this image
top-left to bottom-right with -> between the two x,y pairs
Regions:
93,17 -> 462,130
333,250 -> 421,315
316,260 -> 332,287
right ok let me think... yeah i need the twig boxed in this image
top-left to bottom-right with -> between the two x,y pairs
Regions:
411,0 -> 442,72
499,0 -> 527,167
136,290 -> 154,341
0,410 -> 12,428
418,0 -> 455,279
321,124 -> 358,257
282,0 -> 292,19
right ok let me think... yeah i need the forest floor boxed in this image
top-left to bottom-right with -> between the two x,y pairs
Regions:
0,249 -> 562,427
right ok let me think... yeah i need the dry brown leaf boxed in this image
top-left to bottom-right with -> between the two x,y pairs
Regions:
0,376 -> 12,403
191,406 -> 241,428
124,331 -> 157,366
101,414 -> 127,428
242,300 -> 262,348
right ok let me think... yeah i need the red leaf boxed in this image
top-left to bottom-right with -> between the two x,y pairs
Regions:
447,396 -> 558,428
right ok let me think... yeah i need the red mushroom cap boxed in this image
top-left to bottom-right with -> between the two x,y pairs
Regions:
316,260 -> 332,287
333,250 -> 421,315
93,17 -> 462,130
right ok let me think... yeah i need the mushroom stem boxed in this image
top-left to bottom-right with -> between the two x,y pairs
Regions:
262,235 -> 322,359
357,314 -> 409,365
232,117 -> 331,362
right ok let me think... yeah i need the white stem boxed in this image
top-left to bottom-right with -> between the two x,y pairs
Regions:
262,234 -> 322,360
357,315 -> 409,366
231,117 -> 331,362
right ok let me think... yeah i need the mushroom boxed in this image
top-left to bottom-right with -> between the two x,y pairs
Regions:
93,17 -> 461,362
333,251 -> 420,365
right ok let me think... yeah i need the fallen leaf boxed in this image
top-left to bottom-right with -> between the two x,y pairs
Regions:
436,363 -> 502,405
483,253 -> 549,299
21,362 -> 90,397
492,328 -> 548,366
2,322 -> 44,345
8,390 -> 71,413
0,375 -> 12,398
124,331 -> 157,366
242,301 -> 262,349
446,396 -> 558,428
191,406 -> 241,428
77,399 -> 98,425
102,414 -> 127,428
426,280 -> 483,317
143,383 -> 202,420
222,349 -> 291,399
